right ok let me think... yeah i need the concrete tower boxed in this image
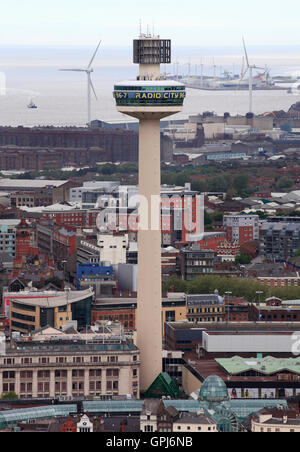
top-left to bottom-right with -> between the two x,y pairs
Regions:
113,33 -> 186,391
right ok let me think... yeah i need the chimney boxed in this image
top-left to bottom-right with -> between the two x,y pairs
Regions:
120,422 -> 127,433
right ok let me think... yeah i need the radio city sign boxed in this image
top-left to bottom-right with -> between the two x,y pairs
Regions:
114,91 -> 186,100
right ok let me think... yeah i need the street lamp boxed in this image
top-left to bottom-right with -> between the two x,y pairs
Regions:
256,291 -> 264,322
61,260 -> 67,287
225,291 -> 232,323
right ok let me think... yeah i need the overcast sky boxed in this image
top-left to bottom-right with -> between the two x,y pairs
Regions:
1,0 -> 300,48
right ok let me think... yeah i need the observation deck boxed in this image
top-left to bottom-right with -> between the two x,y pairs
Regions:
113,80 -> 186,119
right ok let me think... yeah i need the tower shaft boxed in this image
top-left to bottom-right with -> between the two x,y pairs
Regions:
137,118 -> 162,390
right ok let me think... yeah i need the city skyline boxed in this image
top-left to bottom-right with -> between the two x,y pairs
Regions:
1,1 -> 300,435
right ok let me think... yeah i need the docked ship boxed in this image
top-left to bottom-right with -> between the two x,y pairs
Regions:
27,100 -> 37,109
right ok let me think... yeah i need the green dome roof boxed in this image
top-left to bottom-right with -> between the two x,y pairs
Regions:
199,375 -> 229,403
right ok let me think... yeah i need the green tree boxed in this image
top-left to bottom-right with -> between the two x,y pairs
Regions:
162,276 -> 187,293
191,180 -> 207,192
213,213 -> 224,223
118,163 -> 138,174
235,254 -> 252,265
1,392 -> 18,400
256,210 -> 269,220
100,163 -> 118,175
276,177 -> 293,190
163,275 -> 269,302
204,211 -> 213,226
226,188 -> 238,200
233,174 -> 249,195
207,176 -> 229,192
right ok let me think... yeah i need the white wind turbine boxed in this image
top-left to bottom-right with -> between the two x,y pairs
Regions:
60,40 -> 102,125
242,38 -> 265,113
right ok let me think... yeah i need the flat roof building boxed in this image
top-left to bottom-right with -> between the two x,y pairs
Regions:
0,324 -> 140,400
9,288 -> 94,333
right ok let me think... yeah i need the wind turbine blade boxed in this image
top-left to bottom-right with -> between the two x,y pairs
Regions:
90,78 -> 98,100
242,67 -> 249,80
241,56 -> 245,79
59,69 -> 86,72
87,40 -> 102,70
242,37 -> 250,68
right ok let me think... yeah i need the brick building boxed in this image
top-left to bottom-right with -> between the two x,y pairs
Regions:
224,214 -> 259,245
15,219 -> 38,262
91,293 -> 187,334
245,263 -> 300,288
196,233 -> 227,252
0,179 -> 78,206
249,303 -> 300,322
0,126 -> 138,163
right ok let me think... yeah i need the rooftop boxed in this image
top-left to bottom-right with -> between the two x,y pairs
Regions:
11,288 -> 94,308
166,321 -> 300,333
186,294 -> 224,307
216,356 -> 300,376
174,412 -> 216,425
0,398 -> 289,430
0,179 -> 67,189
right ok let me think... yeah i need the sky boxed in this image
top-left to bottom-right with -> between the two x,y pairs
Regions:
1,0 -> 300,48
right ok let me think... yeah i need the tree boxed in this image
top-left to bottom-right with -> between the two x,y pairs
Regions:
162,276 -> 187,293
235,254 -> 252,265
100,163 -> 117,175
204,211 -> 213,226
213,213 -> 224,223
118,163 -> 138,174
1,392 -> 18,400
207,176 -> 229,192
256,210 -> 269,220
226,188 -> 238,200
276,177 -> 293,190
163,275 -> 269,302
191,180 -> 207,192
233,174 -> 249,195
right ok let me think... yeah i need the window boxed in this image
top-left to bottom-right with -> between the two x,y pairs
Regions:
39,357 -> 49,364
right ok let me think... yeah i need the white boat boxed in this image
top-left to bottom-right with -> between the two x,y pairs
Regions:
27,100 -> 37,109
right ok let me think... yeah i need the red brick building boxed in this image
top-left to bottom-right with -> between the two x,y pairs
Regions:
223,214 -> 259,245
61,417 -> 77,433
53,227 -> 77,263
15,219 -> 38,262
197,233 -> 227,252
91,300 -> 136,331
217,240 -> 240,256
0,126 -> 138,164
